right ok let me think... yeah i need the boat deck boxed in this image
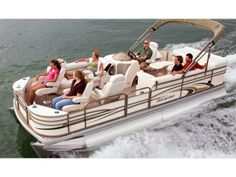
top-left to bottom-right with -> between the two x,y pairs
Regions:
33,85 -> 137,109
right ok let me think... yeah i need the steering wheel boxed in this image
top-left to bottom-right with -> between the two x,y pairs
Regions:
128,50 -> 137,60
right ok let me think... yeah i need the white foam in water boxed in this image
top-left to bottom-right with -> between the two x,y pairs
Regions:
225,54 -> 236,92
91,98 -> 236,158
164,38 -> 210,51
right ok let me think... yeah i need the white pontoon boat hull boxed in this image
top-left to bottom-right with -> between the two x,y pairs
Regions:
29,84 -> 226,152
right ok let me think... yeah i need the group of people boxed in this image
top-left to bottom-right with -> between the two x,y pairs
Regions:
137,40 -> 206,76
28,50 -> 104,111
28,41 -> 206,110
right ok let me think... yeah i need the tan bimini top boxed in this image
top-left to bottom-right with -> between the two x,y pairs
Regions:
151,19 -> 224,43
129,19 -> 224,51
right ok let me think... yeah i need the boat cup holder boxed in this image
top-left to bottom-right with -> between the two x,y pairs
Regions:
54,111 -> 60,114
23,78 -> 27,80
32,105 -> 37,108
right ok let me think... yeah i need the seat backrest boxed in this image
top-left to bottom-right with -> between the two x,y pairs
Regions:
149,41 -> 162,62
83,69 -> 94,80
82,79 -> 94,99
123,60 -> 140,88
101,74 -> 125,98
55,66 -> 66,86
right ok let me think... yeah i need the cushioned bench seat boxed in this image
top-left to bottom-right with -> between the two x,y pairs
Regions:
137,47 -> 227,90
173,47 -> 227,70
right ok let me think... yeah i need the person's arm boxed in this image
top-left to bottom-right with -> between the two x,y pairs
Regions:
171,65 -> 184,75
171,69 -> 184,75
63,93 -> 81,99
138,48 -> 153,62
146,48 -> 153,59
75,58 -> 89,63
137,48 -> 141,56
99,63 -> 104,76
36,72 -> 47,81
195,63 -> 205,69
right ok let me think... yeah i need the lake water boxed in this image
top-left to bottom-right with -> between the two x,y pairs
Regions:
0,19 -> 235,158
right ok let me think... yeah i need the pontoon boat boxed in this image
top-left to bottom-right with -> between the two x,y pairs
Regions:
12,19 -> 227,157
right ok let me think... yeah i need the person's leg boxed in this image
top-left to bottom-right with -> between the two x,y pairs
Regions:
29,83 -> 44,104
156,72 -> 165,77
55,99 -> 75,111
51,96 -> 64,109
140,62 -> 149,71
27,81 -> 40,104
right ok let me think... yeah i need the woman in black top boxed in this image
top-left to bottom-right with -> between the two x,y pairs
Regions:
52,70 -> 87,110
156,55 -> 184,77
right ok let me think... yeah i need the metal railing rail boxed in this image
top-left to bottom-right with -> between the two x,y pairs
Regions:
15,66 -> 226,137
184,41 -> 214,76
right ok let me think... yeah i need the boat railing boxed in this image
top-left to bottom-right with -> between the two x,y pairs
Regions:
16,94 -> 71,135
15,65 -> 226,137
183,41 -> 214,76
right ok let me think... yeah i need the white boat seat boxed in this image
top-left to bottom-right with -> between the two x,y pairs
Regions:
35,67 -> 66,96
92,74 -> 125,100
146,41 -> 162,64
123,60 -> 140,88
65,61 -> 89,71
93,62 -> 113,88
60,70 -> 97,90
62,78 -> 94,112
136,70 -> 183,89
173,47 -> 228,70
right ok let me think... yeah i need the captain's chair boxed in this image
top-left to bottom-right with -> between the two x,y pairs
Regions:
92,74 -> 125,100
62,77 -> 94,112
146,41 -> 162,64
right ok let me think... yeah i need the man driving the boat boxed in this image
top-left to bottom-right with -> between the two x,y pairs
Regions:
137,40 -> 153,64
183,53 -> 206,71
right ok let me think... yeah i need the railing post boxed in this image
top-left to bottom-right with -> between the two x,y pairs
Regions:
84,108 -> 87,128
210,69 -> 214,83
180,76 -> 185,98
16,94 -> 19,110
148,88 -> 152,109
26,107 -> 29,125
166,50 -> 169,61
67,114 -> 70,133
185,42 -> 211,75
204,45 -> 212,76
124,94 -> 128,116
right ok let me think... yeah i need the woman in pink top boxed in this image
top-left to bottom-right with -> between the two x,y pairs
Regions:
28,60 -> 61,105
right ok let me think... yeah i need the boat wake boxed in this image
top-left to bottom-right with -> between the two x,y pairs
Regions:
90,93 -> 236,158
225,54 -> 236,92
58,38 -> 236,158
